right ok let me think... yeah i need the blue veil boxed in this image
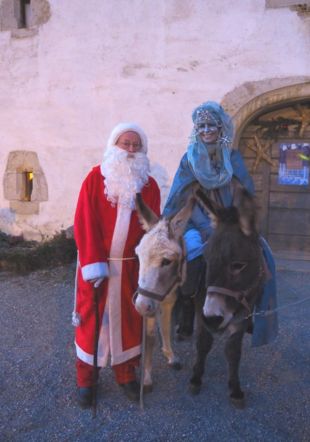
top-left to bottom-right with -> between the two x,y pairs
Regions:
163,101 -> 254,217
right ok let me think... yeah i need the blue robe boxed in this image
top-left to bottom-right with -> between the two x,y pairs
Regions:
163,150 -> 278,347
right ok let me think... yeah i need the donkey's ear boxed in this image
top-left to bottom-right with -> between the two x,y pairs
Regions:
194,187 -> 221,228
169,195 -> 195,239
235,188 -> 259,236
135,193 -> 159,232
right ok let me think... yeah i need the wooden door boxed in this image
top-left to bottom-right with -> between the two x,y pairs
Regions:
267,140 -> 310,259
239,101 -> 310,260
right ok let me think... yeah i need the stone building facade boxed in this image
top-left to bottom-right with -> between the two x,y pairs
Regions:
0,0 -> 309,257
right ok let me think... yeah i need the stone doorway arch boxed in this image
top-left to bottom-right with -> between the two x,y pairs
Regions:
232,81 -> 310,145
224,82 -> 310,260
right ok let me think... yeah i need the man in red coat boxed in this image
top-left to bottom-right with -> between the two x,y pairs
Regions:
73,122 -> 160,407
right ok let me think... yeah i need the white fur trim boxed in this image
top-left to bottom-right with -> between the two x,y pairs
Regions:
75,342 -> 108,367
75,342 -> 140,367
111,345 -> 141,366
108,205 -> 131,364
106,122 -> 148,153
81,262 -> 109,281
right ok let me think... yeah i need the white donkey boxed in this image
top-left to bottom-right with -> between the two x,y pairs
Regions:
133,192 -> 195,391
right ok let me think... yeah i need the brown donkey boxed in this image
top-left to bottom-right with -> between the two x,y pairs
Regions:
189,186 -> 265,407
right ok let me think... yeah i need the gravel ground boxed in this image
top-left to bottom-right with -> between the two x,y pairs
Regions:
0,263 -> 309,442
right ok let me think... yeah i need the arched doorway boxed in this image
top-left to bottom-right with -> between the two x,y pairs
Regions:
238,99 -> 310,260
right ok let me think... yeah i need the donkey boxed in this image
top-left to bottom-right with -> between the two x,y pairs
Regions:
133,192 -> 195,391
134,186 -> 266,406
189,186 -> 265,407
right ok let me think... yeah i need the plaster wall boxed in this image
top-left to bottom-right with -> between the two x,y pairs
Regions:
0,0 -> 309,239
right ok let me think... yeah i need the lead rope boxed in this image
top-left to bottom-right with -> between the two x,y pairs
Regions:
244,295 -> 310,321
140,315 -> 146,410
226,291 -> 310,331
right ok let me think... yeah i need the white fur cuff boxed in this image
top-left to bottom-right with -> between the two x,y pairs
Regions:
81,262 -> 109,281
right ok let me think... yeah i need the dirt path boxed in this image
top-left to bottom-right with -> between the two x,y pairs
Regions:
0,264 -> 309,441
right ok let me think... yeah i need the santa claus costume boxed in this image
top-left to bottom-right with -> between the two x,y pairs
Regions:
73,123 -> 160,401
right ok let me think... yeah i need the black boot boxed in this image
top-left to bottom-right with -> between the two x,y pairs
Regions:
119,380 -> 140,402
77,387 -> 93,408
175,255 -> 205,340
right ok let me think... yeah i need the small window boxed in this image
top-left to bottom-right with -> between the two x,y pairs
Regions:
4,151 -> 48,216
1,0 -> 50,34
19,0 -> 31,28
23,171 -> 33,201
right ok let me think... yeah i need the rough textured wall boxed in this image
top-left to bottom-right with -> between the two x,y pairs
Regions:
0,0 -> 18,31
0,0 -> 309,239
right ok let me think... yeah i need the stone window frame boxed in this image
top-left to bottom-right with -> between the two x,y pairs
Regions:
0,0 -> 51,38
19,0 -> 31,29
3,151 -> 48,216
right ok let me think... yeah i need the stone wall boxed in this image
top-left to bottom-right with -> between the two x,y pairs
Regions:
0,0 -> 309,239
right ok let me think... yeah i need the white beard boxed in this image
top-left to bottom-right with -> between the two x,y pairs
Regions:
101,146 -> 150,209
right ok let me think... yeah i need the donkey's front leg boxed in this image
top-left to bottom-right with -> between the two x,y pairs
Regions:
158,291 -> 182,370
224,330 -> 245,408
143,316 -> 157,392
189,327 -> 213,395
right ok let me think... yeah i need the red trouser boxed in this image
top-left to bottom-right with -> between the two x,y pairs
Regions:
76,356 -> 140,387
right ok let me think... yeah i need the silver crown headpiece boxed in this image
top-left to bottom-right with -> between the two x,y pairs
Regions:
194,109 -> 221,127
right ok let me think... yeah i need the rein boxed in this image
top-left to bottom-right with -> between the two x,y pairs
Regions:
135,239 -> 186,302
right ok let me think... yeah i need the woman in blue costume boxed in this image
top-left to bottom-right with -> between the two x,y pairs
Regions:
163,101 -> 278,347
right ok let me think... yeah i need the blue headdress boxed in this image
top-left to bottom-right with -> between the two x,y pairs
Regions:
164,101 -> 242,217
187,101 -> 233,190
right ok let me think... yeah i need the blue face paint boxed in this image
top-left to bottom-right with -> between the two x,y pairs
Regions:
197,122 -> 220,134
194,109 -> 221,138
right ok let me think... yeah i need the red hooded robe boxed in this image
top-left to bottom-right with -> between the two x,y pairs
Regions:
74,165 -> 160,367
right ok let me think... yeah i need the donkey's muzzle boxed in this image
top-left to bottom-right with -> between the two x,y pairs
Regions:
133,292 -> 156,317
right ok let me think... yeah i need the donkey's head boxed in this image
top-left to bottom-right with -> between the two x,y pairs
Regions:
134,193 -> 195,317
196,186 -> 264,332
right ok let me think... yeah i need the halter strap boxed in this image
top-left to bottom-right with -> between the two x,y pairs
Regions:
207,286 -> 252,313
206,255 -> 266,314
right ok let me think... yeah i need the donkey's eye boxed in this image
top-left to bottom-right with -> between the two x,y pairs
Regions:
230,262 -> 247,274
161,258 -> 172,267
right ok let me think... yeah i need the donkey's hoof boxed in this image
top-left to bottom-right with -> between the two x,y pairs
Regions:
230,396 -> 246,409
168,361 -> 182,370
189,383 -> 201,395
143,384 -> 153,394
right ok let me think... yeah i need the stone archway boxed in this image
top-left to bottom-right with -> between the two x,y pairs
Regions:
223,81 -> 310,260
221,78 -> 310,145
